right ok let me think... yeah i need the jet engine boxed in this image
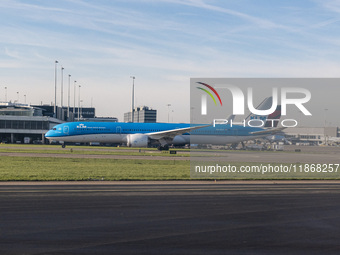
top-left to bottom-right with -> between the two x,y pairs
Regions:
127,134 -> 149,147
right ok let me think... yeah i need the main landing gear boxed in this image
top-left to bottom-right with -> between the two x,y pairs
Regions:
157,144 -> 169,151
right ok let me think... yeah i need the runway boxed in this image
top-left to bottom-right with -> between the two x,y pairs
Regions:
1,181 -> 340,254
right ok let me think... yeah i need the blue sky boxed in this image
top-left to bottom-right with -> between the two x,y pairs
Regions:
1,0 -> 340,123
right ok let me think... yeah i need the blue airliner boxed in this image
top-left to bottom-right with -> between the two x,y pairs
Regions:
45,97 -> 283,150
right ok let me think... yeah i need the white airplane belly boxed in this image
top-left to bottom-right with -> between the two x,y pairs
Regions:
50,134 -> 126,143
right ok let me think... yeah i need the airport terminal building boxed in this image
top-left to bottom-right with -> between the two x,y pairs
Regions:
30,104 -> 96,122
0,102 -> 97,144
124,106 -> 157,123
0,103 -> 64,143
284,127 -> 340,145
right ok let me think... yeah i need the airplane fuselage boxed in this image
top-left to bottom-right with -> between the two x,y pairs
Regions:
45,121 -> 268,146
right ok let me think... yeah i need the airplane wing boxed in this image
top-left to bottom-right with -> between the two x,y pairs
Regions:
147,124 -> 210,140
250,127 -> 286,135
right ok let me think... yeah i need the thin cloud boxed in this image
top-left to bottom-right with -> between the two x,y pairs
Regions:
1,0 -> 340,122
148,0 -> 289,30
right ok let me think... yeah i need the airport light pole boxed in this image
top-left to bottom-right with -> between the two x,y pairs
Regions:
68,74 -> 71,119
130,76 -> 135,122
190,107 -> 194,123
54,60 -> 58,118
4,87 -> 7,102
78,85 -> 81,121
24,94 -> 26,104
324,108 -> 328,127
16,91 -> 19,103
324,108 -> 328,144
167,104 -> 171,123
61,66 -> 64,109
73,80 -> 77,120
80,100 -> 83,120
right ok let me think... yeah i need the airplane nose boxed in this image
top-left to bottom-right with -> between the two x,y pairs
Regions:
45,130 -> 52,138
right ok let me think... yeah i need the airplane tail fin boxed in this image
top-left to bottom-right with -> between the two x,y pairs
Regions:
226,114 -> 235,122
245,97 -> 281,127
264,105 -> 281,127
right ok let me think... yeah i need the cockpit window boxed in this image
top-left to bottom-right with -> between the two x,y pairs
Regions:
53,128 -> 56,130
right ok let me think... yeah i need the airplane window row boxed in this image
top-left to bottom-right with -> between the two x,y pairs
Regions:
70,128 -> 231,134
75,128 -> 109,131
191,130 -> 226,134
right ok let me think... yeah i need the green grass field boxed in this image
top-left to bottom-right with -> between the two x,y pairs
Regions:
0,156 -> 190,181
0,144 -> 192,156
0,148 -> 191,157
1,144 -> 338,181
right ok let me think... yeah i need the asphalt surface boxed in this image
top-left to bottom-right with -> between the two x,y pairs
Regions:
1,181 -> 340,254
